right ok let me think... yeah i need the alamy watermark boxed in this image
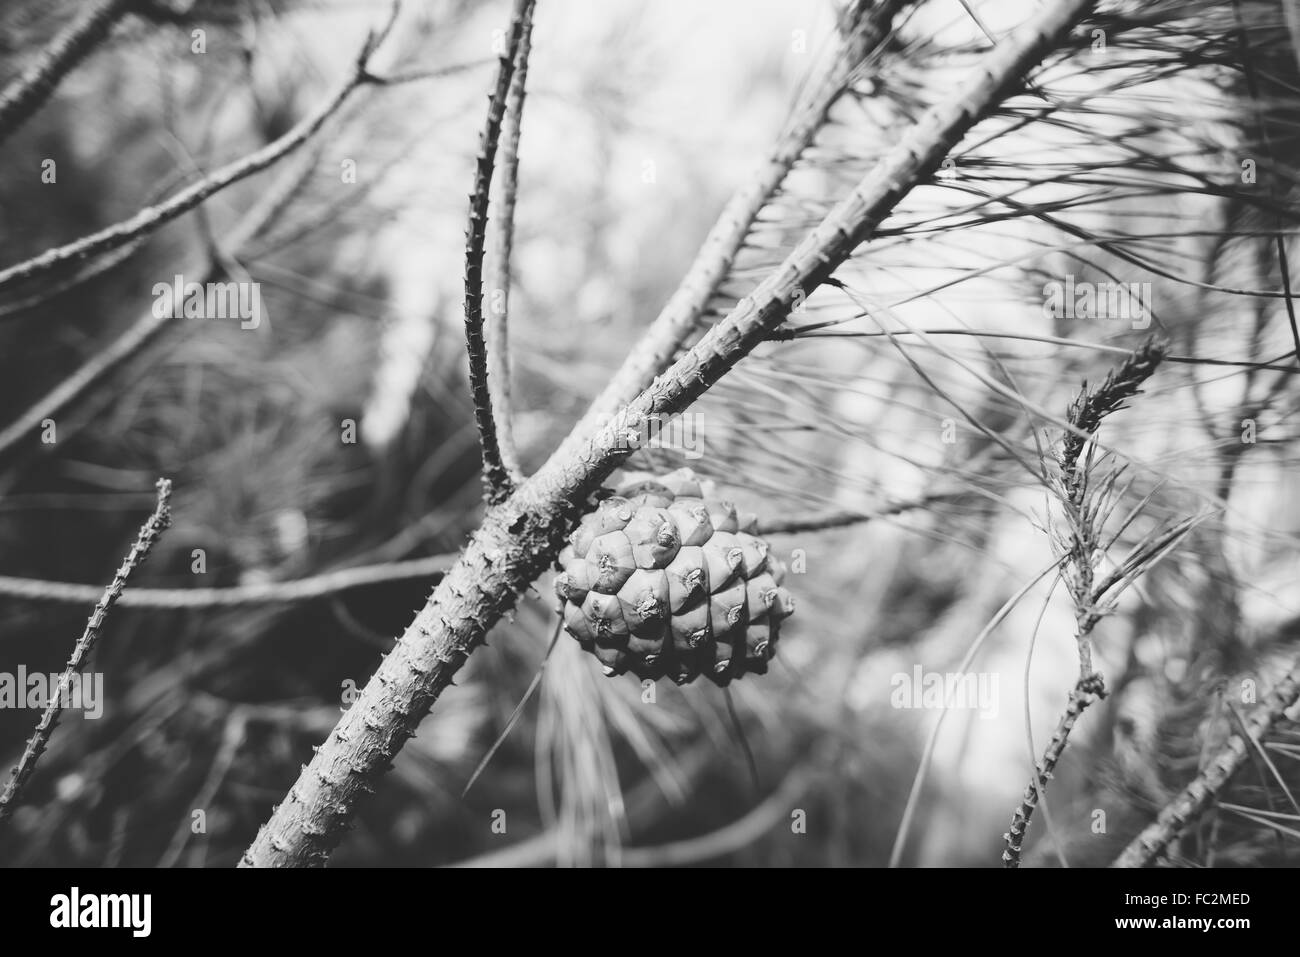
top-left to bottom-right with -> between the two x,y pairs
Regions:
50,887 -> 150,937
1042,274 -> 1151,330
890,665 -> 999,719
0,668 -> 104,719
596,411 -> 705,460
152,274 -> 263,330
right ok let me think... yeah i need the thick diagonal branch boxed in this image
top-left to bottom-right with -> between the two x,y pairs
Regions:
240,0 -> 1095,868
551,0 -> 911,460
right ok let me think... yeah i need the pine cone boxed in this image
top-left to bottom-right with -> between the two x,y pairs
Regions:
555,467 -> 794,686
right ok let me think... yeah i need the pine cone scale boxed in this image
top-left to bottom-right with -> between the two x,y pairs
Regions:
556,468 -> 794,686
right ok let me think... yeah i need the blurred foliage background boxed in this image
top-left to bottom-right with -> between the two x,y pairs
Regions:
1,0 -> 1299,867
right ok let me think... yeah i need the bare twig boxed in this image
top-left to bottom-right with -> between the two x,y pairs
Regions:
1021,572 -> 1072,867
0,0 -> 137,147
240,0 -> 1097,867
0,2 -> 402,295
0,10 -> 398,469
0,478 -> 172,825
0,552 -> 455,610
0,260 -> 217,471
368,59 -> 495,87
1002,672 -> 1106,866
485,3 -> 534,483
464,0 -> 535,504
1113,655 -> 1300,867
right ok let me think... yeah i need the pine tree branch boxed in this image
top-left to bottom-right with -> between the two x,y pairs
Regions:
0,259 -> 213,471
486,2 -> 534,484
551,0 -> 913,457
1001,341 -> 1165,866
0,478 -> 171,825
0,21 -> 391,471
463,0 -> 534,505
1112,654 -> 1300,868
239,0 -> 1096,868
0,0 -> 138,147
1002,672 -> 1106,867
0,2 -> 401,296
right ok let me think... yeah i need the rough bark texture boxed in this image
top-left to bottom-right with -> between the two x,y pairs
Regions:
463,0 -> 534,503
240,0 -> 1096,867
1002,672 -> 1106,867
1111,657 -> 1300,868
486,2 -> 534,482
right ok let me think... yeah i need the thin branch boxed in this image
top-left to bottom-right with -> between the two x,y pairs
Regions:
0,478 -> 172,825
550,0 -> 913,459
368,58 -> 495,87
0,260 -> 216,471
0,11 -> 397,469
1112,655 -> 1300,868
1021,572 -> 1072,867
0,2 -> 402,295
0,235 -> 144,322
0,0 -> 138,147
1001,342 -> 1166,866
463,0 -> 535,504
485,3 -> 534,483
1002,672 -> 1106,867
0,552 -> 455,610
241,0 -> 1097,868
